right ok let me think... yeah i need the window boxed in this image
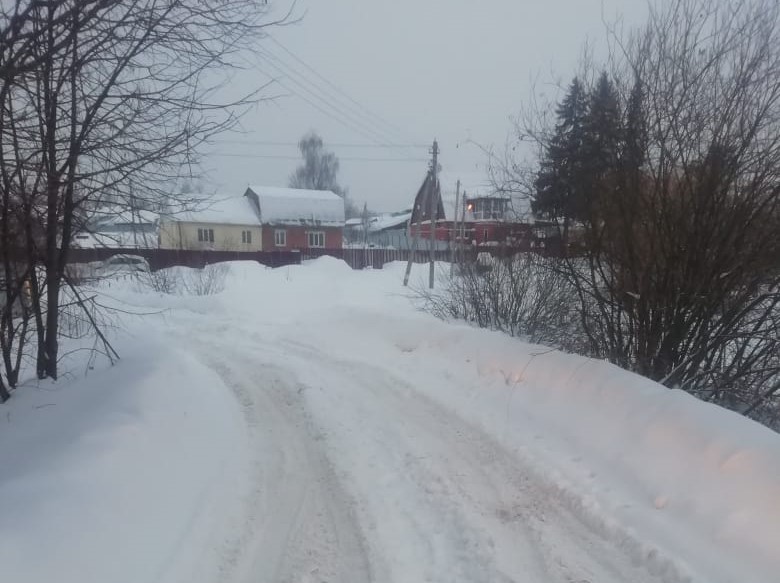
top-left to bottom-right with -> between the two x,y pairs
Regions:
241,230 -> 252,244
471,198 -> 508,221
274,229 -> 287,247
197,228 -> 214,243
307,231 -> 325,248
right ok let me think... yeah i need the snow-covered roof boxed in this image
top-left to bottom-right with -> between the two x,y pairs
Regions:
87,207 -> 159,229
368,210 -> 412,232
73,230 -> 158,249
166,196 -> 260,226
246,186 -> 345,227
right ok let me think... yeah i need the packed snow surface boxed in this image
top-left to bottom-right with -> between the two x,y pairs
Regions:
1,258 -> 778,583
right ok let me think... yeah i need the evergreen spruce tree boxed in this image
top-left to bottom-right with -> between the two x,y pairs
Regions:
582,72 -> 623,200
533,77 -> 589,244
571,70 -> 624,244
623,76 -> 646,175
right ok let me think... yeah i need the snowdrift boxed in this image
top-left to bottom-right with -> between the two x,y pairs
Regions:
0,335 -> 249,583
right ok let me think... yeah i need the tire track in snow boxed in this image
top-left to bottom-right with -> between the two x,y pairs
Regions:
188,338 -> 373,583
268,337 -> 666,583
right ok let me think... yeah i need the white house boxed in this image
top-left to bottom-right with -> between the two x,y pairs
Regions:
159,196 -> 262,251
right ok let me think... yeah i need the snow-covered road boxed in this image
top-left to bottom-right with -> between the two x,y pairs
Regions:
3,259 -> 779,583
186,323 -> 659,583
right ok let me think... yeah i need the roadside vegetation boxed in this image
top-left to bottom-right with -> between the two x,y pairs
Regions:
426,0 -> 780,428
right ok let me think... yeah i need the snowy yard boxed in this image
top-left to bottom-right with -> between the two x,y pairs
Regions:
1,259 -> 779,583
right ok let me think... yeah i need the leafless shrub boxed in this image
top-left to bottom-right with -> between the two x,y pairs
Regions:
181,264 -> 229,296
418,253 -> 584,350
142,268 -> 181,295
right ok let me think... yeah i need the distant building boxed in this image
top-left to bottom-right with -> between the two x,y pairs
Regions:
158,196 -> 262,251
345,209 -> 413,249
74,208 -> 159,249
405,175 -> 563,254
244,186 -> 345,251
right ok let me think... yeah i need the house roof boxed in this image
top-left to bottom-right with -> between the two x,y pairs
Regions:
368,210 -> 412,232
246,186 -> 345,227
88,207 -> 159,229
344,210 -> 412,233
73,231 -> 158,249
166,196 -> 260,226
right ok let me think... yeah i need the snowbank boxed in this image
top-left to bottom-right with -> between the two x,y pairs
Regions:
0,334 -> 250,583
244,258 -> 780,583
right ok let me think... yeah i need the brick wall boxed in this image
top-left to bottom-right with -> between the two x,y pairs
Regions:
261,226 -> 343,251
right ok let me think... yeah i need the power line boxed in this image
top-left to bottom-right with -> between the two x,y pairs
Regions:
267,35 -> 410,144
255,40 -> 423,157
208,152 -> 428,162
255,52 -> 399,148
212,139 -> 429,149
258,46 -> 403,148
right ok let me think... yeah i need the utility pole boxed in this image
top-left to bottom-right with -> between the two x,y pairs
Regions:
460,189 -> 467,255
403,138 -> 439,287
428,139 -> 439,289
450,179 -> 460,275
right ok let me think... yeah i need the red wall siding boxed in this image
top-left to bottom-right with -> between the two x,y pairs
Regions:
411,221 -> 537,249
262,225 -> 343,251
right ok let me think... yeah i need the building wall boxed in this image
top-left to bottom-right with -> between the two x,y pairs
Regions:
159,221 -> 263,251
261,225 -> 343,251
411,220 -> 541,250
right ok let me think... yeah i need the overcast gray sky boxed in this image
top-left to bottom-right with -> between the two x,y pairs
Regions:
204,0 -> 648,212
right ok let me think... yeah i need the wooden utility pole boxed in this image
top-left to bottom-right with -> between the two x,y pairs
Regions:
403,138 -> 439,287
450,178 -> 461,275
428,139 -> 439,289
460,189 -> 467,254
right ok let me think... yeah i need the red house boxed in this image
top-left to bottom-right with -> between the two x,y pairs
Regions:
244,186 -> 345,251
409,189 -> 563,254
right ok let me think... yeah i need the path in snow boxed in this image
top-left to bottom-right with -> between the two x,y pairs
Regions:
186,323 -> 662,583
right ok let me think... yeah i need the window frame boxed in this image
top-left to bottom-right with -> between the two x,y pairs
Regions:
197,228 -> 214,243
241,230 -> 252,244
307,230 -> 325,248
274,229 -> 287,247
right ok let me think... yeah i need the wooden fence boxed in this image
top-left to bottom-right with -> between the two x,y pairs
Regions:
67,247 -> 461,272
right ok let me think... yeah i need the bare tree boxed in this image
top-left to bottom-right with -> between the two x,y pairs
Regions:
0,0 -> 286,396
289,130 -> 359,217
499,0 -> 780,425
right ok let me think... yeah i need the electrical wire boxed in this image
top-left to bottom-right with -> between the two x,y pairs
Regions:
267,35 -> 411,144
212,139 -> 429,149
253,39 -> 427,157
255,53 -> 399,148
208,152 -> 428,162
260,46 -> 401,146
